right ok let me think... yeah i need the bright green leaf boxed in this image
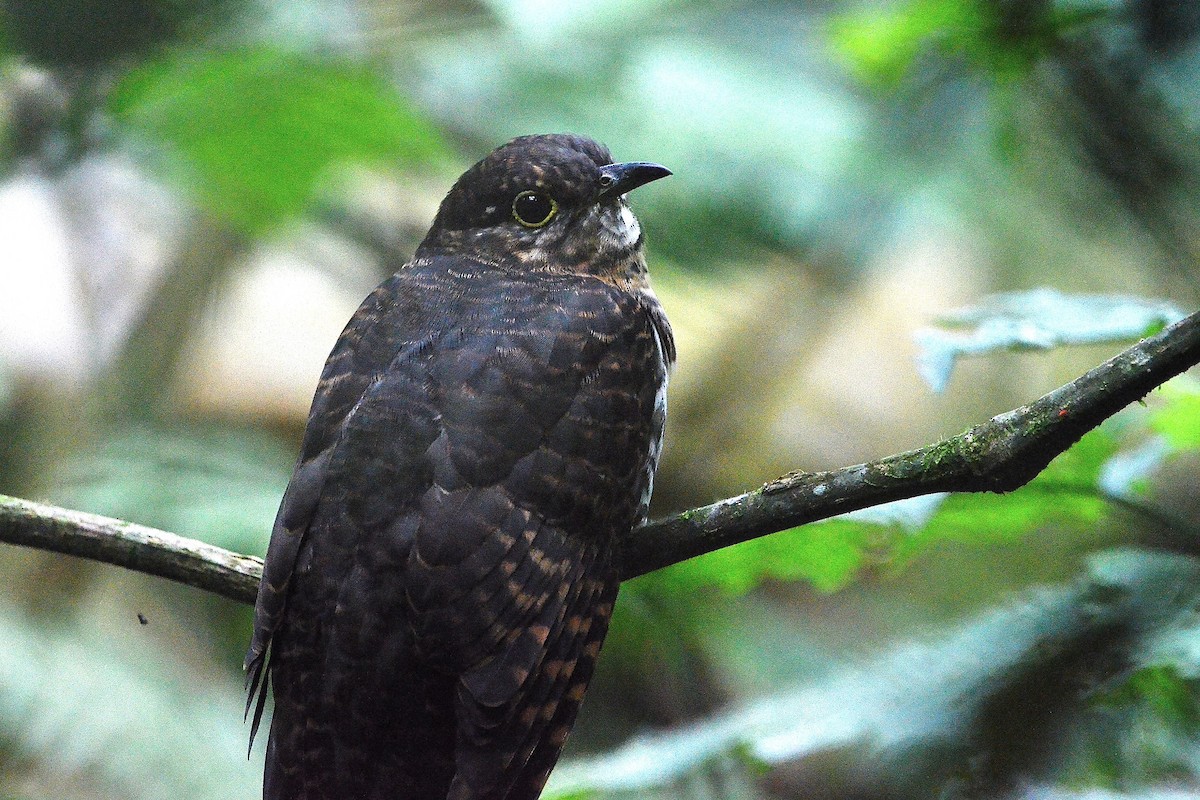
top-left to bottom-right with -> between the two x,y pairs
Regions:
1098,666 -> 1200,734
1039,424 -> 1122,486
108,48 -> 451,232
655,518 -> 881,597
829,0 -> 982,88
830,0 -> 1110,89
1149,380 -> 1200,451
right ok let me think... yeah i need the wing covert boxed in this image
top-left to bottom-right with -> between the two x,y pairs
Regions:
245,275 -> 424,741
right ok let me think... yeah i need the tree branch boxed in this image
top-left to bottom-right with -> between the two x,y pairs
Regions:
2,309 -> 1198,603
0,494 -> 263,604
618,309 -> 1200,578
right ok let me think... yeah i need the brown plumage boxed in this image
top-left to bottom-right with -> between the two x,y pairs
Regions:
245,134 -> 673,799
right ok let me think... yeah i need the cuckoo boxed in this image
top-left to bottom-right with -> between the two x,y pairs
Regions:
246,133 -> 674,800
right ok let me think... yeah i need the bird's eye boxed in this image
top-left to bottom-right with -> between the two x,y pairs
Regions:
512,191 -> 558,228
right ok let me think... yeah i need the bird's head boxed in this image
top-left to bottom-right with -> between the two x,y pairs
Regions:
418,134 -> 670,280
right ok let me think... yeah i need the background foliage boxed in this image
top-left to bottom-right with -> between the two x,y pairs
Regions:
1,0 -> 1199,797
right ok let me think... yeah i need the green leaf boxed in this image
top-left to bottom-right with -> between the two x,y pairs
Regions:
829,0 -> 1111,89
655,518 -> 882,597
1037,424 -> 1122,486
1097,666 -> 1200,734
108,48 -> 451,232
829,0 -> 983,88
1148,379 -> 1200,451
551,553 -> 1200,798
1084,661 -> 1200,784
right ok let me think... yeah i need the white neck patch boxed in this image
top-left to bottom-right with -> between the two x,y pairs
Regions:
599,202 -> 642,249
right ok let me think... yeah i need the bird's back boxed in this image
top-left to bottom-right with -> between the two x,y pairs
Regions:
253,256 -> 671,799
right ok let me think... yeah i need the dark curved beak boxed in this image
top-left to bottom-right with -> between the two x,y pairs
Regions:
597,161 -> 672,198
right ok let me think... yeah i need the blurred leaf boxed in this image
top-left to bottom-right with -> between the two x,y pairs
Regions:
882,425 -> 1117,564
655,518 -> 881,596
1081,566 -> 1200,788
1097,438 -> 1171,500
108,48 -> 452,232
1148,379 -> 1200,450
1025,787 -> 1200,799
829,0 -> 1111,89
49,423 -> 292,555
478,0 -> 673,42
0,601 -> 259,799
1,0 -> 235,69
551,551 -> 1200,799
915,289 -> 1185,392
1096,666 -> 1200,734
829,0 -> 985,88
1098,377 -> 1200,499
894,425 -> 1116,550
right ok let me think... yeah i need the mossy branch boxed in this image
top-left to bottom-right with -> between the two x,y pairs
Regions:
2,309 -> 1199,603
618,310 -> 1200,577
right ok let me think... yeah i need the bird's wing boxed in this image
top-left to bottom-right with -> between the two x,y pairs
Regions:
251,258 -> 671,798
244,275 -> 413,745
446,533 -> 619,800
396,277 -> 669,799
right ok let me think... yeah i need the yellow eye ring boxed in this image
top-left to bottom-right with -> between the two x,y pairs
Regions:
512,191 -> 558,228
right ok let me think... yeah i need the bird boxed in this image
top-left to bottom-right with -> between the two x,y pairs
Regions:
245,133 -> 674,800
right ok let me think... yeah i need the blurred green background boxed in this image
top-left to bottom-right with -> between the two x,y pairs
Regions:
2,0 -> 1200,797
